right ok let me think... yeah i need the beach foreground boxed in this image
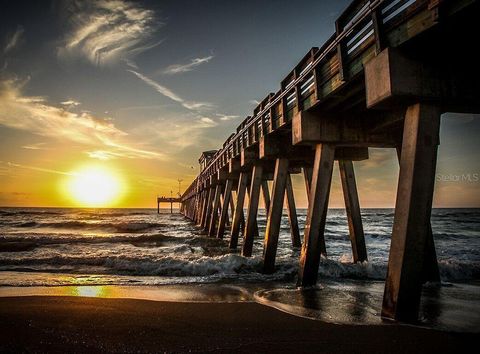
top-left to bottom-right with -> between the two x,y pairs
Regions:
0,296 -> 475,353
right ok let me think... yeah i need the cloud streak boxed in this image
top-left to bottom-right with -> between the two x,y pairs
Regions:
1,161 -> 74,176
87,150 -> 123,160
4,25 -> 24,54
128,69 -> 213,112
60,0 -> 161,66
0,78 -> 165,161
128,69 -> 183,102
216,113 -> 239,121
60,99 -> 81,107
22,142 -> 48,150
163,55 -> 214,74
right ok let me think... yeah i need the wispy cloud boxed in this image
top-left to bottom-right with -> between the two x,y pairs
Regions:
59,0 -> 162,66
182,101 -> 215,110
132,111 -> 219,152
4,25 -> 24,54
128,69 -> 213,112
216,113 -> 239,121
127,39 -> 164,57
128,69 -> 183,102
60,99 -> 81,107
163,55 -> 214,75
101,140 -> 165,160
1,161 -> 74,176
0,78 -> 166,160
22,142 -> 48,150
86,150 -> 122,160
249,99 -> 260,105
199,117 -> 216,126
123,58 -> 139,69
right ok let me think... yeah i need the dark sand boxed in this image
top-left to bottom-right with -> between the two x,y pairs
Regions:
0,296 -> 475,353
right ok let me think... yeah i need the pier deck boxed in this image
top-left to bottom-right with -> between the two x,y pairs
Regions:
157,197 -> 181,214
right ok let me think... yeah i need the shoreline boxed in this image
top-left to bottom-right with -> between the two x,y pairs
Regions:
0,295 -> 476,353
1,281 -> 479,333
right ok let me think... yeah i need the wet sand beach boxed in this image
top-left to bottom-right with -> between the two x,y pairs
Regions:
0,296 -> 476,353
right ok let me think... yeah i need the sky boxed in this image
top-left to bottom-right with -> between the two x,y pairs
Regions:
0,0 -> 479,208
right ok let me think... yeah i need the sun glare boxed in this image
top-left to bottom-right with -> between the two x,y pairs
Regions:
66,166 -> 124,207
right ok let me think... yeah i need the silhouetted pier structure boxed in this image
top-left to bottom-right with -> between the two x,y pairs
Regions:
179,0 -> 479,322
157,197 -> 181,214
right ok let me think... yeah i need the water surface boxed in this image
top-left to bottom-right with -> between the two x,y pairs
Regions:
1,207 -> 479,331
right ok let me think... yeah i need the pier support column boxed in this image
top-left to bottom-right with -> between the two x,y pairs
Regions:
303,166 -> 313,200
339,160 -> 367,263
199,190 -> 208,227
200,190 -> 208,226
395,148 -> 440,283
297,144 -> 335,287
263,158 -> 289,273
261,180 -> 271,215
217,187 -> 224,216
194,193 -> 202,223
193,194 -> 198,222
221,190 -> 230,228
421,224 -> 440,283
202,186 -> 215,232
230,172 -> 248,249
229,193 -> 235,226
382,103 -> 440,321
242,164 -> 263,257
208,183 -> 223,237
200,191 -> 207,224
189,197 -> 194,219
199,191 -> 206,223
285,173 -> 301,248
246,184 -> 259,238
217,179 -> 233,239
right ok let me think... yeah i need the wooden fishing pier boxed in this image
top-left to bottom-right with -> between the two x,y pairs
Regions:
179,0 -> 479,322
157,197 -> 181,214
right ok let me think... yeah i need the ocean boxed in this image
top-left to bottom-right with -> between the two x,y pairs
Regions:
1,207 -> 479,331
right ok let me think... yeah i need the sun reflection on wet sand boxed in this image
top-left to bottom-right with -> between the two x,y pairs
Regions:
70,286 -> 109,298
0,284 -> 256,303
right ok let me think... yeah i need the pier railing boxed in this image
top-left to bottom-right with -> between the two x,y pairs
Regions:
182,0 -> 443,199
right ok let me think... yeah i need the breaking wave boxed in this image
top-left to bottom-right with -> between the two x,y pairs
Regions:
1,207 -> 479,286
8,221 -> 167,233
0,233 -> 194,248
0,250 -> 478,283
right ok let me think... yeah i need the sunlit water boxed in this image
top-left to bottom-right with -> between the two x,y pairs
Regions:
0,207 -> 479,331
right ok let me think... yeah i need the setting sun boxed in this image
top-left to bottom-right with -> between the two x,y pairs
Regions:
66,166 -> 124,207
